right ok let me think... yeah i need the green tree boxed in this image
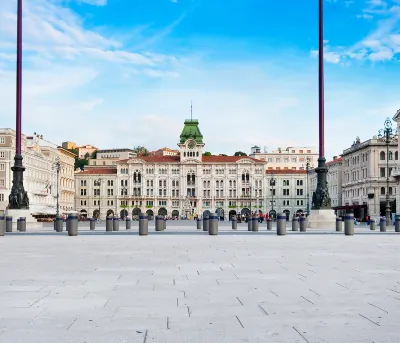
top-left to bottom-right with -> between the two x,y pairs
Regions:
91,151 -> 97,159
84,152 -> 90,160
133,146 -> 149,156
203,151 -> 212,156
234,151 -> 247,156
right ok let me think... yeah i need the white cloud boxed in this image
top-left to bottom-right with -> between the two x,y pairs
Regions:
78,0 -> 107,5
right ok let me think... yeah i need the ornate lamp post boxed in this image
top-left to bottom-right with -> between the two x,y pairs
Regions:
378,117 -> 397,223
52,158 -> 61,217
312,0 -> 331,211
8,0 -> 29,211
269,174 -> 276,216
95,178 -> 102,219
303,157 -> 314,216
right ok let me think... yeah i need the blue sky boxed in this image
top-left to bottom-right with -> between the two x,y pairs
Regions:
0,0 -> 400,159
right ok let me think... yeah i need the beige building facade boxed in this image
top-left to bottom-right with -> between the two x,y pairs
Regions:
0,129 -> 75,215
75,119 -> 309,220
250,146 -> 319,171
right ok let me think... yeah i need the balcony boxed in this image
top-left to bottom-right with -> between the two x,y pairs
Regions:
391,166 -> 400,178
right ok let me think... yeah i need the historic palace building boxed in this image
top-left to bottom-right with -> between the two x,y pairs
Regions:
75,119 -> 309,220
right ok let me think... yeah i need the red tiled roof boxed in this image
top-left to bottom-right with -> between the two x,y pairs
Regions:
117,155 -> 264,164
118,156 -> 181,163
202,156 -> 264,163
326,157 -> 343,166
265,169 -> 307,175
76,168 -> 117,175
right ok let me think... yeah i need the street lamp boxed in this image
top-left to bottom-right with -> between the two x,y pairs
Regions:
312,0 -> 331,211
8,0 -> 29,211
378,117 -> 397,223
303,157 -> 314,216
269,174 -> 276,216
95,178 -> 102,219
52,157 -> 61,218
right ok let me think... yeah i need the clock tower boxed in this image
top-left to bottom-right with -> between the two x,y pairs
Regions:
178,119 -> 204,162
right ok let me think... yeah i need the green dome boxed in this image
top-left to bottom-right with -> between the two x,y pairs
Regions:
179,119 -> 204,144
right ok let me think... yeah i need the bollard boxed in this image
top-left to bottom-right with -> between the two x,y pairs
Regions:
139,214 -> 148,236
299,216 -> 306,232
155,215 -> 163,232
247,215 -> 253,231
380,217 -> 386,232
231,216 -> 237,230
197,218 -> 202,230
336,217 -> 343,232
126,217 -> 131,230
90,218 -> 96,230
106,216 -> 113,232
209,213 -> 219,235
112,217 -> 120,231
0,215 -> 5,236
55,215 -> 63,232
5,216 -> 12,233
18,217 -> 26,232
267,218 -> 272,231
163,218 -> 166,231
67,214 -> 78,236
277,213 -> 286,236
203,213 -> 209,231
344,213 -> 354,236
370,219 -> 375,231
292,217 -> 299,232
252,215 -> 259,232
395,215 -> 400,233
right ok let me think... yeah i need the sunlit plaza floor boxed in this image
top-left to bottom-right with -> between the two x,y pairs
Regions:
0,221 -> 399,342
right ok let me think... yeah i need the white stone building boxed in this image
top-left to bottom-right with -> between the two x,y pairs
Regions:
75,119 -> 309,220
0,129 -> 75,215
249,146 -> 319,171
88,148 -> 136,167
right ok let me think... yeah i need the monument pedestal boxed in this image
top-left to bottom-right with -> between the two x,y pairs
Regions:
307,209 -> 336,230
5,209 -> 43,230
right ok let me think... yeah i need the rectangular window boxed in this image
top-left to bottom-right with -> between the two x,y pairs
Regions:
283,189 -> 290,196
297,189 -> 303,196
0,194 -> 4,201
0,151 -> 5,158
0,137 -> 4,144
380,168 -> 385,177
0,164 -> 4,171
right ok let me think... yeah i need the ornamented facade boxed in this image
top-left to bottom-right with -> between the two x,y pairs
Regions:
74,119 -> 309,219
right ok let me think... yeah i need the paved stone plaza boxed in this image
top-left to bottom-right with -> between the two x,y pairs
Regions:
0,222 -> 399,342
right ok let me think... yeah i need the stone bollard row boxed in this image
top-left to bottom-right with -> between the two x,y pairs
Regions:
396,214 -> 400,233
6,216 -> 12,233
0,215 -> 5,236
197,218 -> 202,230
380,218 -> 386,232
203,213 -> 209,232
155,215 -> 163,232
139,214 -> 148,236
55,215 -> 63,232
252,215 -> 259,232
90,218 -> 96,230
67,214 -> 78,236
231,216 -> 237,230
370,219 -> 375,231
209,213 -> 218,235
126,217 -> 131,230
106,216 -> 113,232
299,216 -> 306,232
17,217 -> 26,232
336,217 -> 343,232
344,213 -> 354,236
267,218 -> 272,231
277,213 -> 286,236
292,217 -> 299,232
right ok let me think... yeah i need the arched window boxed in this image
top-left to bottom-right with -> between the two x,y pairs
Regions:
172,180 -> 175,187
396,151 -> 399,160
163,180 -> 166,187
216,180 -> 219,188
381,187 -> 386,195
389,151 -> 393,160
233,180 -> 236,187
229,180 -> 232,187
184,152 -> 186,157
196,152 -> 199,157
380,151 -> 385,160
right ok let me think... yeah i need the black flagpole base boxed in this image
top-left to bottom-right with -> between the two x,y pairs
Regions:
8,154 -> 29,210
311,156 -> 331,210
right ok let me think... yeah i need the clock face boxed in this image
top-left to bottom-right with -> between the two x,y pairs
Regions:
188,141 -> 195,149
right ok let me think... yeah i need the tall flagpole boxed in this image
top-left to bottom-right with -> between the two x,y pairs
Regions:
9,0 -> 29,210
312,0 -> 331,210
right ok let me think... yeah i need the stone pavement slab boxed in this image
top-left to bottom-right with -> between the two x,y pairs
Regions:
0,224 -> 399,342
